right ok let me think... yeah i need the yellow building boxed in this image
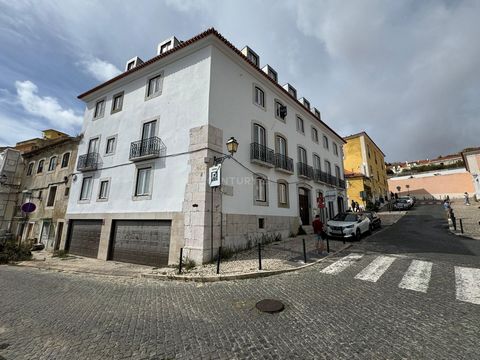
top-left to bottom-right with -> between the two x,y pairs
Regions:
343,132 -> 389,208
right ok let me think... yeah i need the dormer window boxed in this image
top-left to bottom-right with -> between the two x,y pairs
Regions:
124,56 -> 143,71
127,61 -> 135,70
262,65 -> 277,82
300,98 -> 310,110
283,83 -> 297,99
156,37 -> 180,55
241,46 -> 259,67
314,108 -> 321,119
160,41 -> 172,54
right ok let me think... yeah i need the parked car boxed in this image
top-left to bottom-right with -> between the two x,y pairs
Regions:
326,213 -> 371,240
393,198 -> 412,210
361,211 -> 381,230
399,196 -> 415,207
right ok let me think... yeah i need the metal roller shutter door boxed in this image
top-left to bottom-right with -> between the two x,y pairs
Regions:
68,220 -> 102,258
110,220 -> 171,267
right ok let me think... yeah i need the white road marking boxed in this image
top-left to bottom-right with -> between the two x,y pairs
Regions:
455,267 -> 480,305
399,260 -> 433,293
321,253 -> 364,275
354,256 -> 396,282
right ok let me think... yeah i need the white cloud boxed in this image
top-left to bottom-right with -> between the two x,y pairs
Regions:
14,80 -> 83,131
78,57 -> 121,82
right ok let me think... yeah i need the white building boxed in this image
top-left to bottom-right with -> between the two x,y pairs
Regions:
62,29 -> 346,266
0,148 -> 23,234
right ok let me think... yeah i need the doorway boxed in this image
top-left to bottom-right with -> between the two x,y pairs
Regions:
298,187 -> 310,225
54,221 -> 64,251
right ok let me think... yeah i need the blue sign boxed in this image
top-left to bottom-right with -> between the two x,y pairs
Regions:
21,202 -> 36,213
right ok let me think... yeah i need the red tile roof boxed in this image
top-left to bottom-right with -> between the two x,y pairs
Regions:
77,28 -> 346,143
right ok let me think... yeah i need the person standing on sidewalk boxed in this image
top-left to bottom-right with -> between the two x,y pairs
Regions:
312,215 -> 326,255
464,192 -> 471,206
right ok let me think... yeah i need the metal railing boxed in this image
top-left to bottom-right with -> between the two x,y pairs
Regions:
274,153 -> 294,172
250,143 -> 275,166
129,137 -> 165,161
297,162 -> 314,179
77,152 -> 99,171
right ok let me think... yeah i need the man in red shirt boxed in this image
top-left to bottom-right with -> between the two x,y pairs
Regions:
312,215 -> 326,255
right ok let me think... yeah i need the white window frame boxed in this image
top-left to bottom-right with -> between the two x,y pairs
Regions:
79,177 -> 93,202
313,154 -> 321,170
47,156 -> 57,172
274,100 -> 286,122
323,135 -> 329,150
93,98 -> 106,119
105,135 -> 117,156
253,85 -> 265,109
254,174 -> 268,206
277,180 -> 289,208
111,91 -> 124,114
311,127 -> 319,143
46,185 -> 57,207
296,116 -> 305,134
26,162 -> 34,176
145,72 -> 164,100
61,152 -> 70,168
97,178 -> 110,202
298,146 -> 308,164
37,159 -> 45,174
333,143 -> 339,156
133,165 -> 153,199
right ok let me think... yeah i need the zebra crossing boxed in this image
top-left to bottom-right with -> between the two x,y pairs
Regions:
321,253 -> 480,305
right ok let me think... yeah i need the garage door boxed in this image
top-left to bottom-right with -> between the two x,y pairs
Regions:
110,220 -> 171,267
68,220 -> 102,258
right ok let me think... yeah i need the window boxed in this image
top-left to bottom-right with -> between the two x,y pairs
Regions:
333,143 -> 339,156
105,137 -> 116,154
298,147 -> 307,164
48,156 -> 57,171
93,99 -> 105,119
146,74 -> 163,98
98,180 -> 110,200
296,116 -> 304,134
135,167 -> 152,196
325,160 -> 331,175
254,86 -> 265,108
87,137 -> 100,154
127,61 -> 135,70
314,109 -> 321,119
38,190 -> 43,200
278,181 -> 289,208
37,160 -> 44,174
26,162 -> 34,176
61,153 -> 70,168
160,41 -> 171,54
248,52 -> 259,66
258,218 -> 265,229
64,187 -> 70,197
335,165 -> 341,179
322,135 -> 329,150
79,177 -> 93,201
111,92 -> 124,113
47,186 -> 57,207
253,123 -> 266,146
275,101 -> 286,120
255,176 -> 267,203
313,154 -> 321,170
311,127 -> 319,143
275,135 -> 287,156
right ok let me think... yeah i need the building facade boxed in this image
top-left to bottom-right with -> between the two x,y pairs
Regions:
343,132 -> 388,208
0,148 -> 23,233
18,133 -> 79,250
62,29 -> 346,266
461,147 -> 480,200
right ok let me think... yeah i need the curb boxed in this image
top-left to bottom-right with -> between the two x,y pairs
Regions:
10,263 -> 144,278
141,243 -> 353,282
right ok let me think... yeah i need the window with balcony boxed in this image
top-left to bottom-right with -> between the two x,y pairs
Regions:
93,99 -> 105,119
251,123 -> 274,166
254,86 -> 265,108
313,154 -> 321,170
274,135 -> 293,172
297,147 -> 313,179
296,116 -> 304,134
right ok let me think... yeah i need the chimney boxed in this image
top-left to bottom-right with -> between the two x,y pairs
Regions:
261,65 -> 278,82
125,56 -> 144,71
282,83 -> 297,99
241,46 -> 260,67
157,36 -> 181,55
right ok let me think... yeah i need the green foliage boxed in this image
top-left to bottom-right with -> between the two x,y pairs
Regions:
0,240 -> 32,264
176,257 -> 196,272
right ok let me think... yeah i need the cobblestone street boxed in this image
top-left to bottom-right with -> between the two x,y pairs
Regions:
1,204 -> 479,359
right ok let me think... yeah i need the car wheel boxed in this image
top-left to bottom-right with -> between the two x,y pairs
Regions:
355,229 -> 361,241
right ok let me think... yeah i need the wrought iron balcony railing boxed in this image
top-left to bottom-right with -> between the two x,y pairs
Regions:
250,142 -> 275,166
297,162 -> 314,179
338,178 -> 346,189
129,136 -> 166,161
77,152 -> 99,171
274,153 -> 294,173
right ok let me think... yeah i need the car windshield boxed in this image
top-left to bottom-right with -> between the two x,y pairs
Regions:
332,213 -> 358,222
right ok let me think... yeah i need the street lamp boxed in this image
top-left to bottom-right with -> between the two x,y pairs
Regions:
214,136 -> 239,164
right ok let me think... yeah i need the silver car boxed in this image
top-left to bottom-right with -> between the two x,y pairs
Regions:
326,213 -> 371,240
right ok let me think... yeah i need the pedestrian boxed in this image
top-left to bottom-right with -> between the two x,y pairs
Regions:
355,201 -> 360,212
443,199 -> 450,219
312,215 -> 326,255
464,192 -> 470,206
351,199 -> 355,212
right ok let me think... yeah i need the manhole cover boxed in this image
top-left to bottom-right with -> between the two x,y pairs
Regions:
255,299 -> 284,313
0,343 -> 9,350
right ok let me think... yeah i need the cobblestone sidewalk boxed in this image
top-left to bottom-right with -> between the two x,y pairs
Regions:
449,201 -> 480,240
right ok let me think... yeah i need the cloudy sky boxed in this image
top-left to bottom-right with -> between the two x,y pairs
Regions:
0,0 -> 479,162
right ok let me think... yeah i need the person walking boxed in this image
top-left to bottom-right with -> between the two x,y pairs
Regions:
464,192 -> 470,206
443,199 -> 451,219
312,215 -> 326,255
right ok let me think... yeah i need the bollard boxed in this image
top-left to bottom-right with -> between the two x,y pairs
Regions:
460,218 -> 464,234
258,243 -> 262,270
178,248 -> 183,274
216,246 -> 221,274
302,238 -> 307,263
452,216 -> 457,231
